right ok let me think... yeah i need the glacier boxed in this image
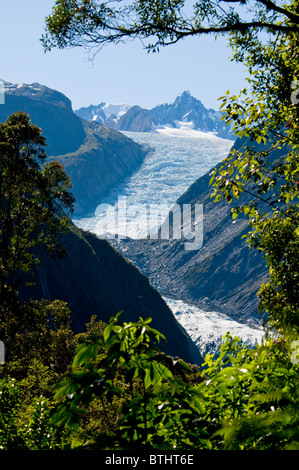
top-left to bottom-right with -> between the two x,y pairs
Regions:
74,130 -> 233,238
165,297 -> 264,358
73,130 -> 265,356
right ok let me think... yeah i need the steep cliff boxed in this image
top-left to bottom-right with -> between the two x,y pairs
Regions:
0,81 -> 85,156
113,105 -> 153,132
150,91 -> 233,139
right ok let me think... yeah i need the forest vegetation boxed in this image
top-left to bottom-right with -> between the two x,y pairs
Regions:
0,0 -> 298,450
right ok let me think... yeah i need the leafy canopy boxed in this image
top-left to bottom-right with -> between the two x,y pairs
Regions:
0,0 -> 294,452
42,0 -> 299,55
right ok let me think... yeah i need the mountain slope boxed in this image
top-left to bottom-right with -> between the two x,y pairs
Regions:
50,120 -> 147,215
20,222 -> 202,365
0,81 -> 147,216
150,91 -> 232,139
113,105 -> 153,132
75,102 -> 132,124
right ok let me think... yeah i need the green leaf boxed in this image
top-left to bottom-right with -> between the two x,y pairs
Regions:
72,343 -> 98,368
53,380 -> 80,399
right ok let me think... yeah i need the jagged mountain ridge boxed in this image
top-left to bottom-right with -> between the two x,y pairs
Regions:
75,91 -> 234,140
0,81 -> 148,216
75,101 -> 131,124
150,91 -> 225,135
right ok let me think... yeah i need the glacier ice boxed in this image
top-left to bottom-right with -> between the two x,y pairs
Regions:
165,297 -> 265,358
74,130 -> 233,238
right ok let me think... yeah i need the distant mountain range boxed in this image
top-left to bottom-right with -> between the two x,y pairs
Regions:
75,91 -> 234,140
75,102 -> 131,124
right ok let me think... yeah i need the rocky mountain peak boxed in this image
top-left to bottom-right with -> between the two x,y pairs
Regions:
2,80 -> 73,109
75,91 -> 234,139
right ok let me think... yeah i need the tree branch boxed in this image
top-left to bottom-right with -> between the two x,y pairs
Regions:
257,0 -> 299,24
42,0 -> 299,53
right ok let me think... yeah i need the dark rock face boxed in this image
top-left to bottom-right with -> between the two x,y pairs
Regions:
20,223 -> 203,365
113,105 -> 153,132
110,201 -> 268,324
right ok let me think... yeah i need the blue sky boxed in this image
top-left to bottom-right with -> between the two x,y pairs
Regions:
0,0 -> 247,111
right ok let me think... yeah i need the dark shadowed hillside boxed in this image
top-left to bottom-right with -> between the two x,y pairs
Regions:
20,222 -> 202,365
0,81 -> 85,156
51,120 -> 148,215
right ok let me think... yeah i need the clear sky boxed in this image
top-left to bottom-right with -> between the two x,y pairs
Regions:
0,0 -> 248,111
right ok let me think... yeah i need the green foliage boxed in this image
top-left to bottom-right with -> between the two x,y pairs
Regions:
0,378 -> 23,449
49,315 -> 299,450
19,397 -> 60,450
0,111 -> 80,449
1,1 -> 298,452
0,299 -> 77,378
0,376 -> 67,449
0,313 -> 109,450
50,313 -> 207,449
200,335 -> 299,450
1,316 -> 298,450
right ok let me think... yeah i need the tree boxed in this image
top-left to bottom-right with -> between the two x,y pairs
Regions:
210,21 -> 299,334
0,112 -> 75,303
50,313 -> 207,449
41,0 -> 299,55
42,1 -> 299,332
